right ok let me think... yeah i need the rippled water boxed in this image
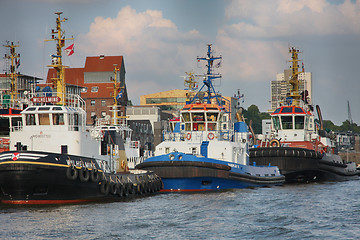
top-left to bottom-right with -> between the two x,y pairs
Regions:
1,180 -> 360,239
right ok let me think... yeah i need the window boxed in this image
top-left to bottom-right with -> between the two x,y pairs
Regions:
91,112 -> 96,117
39,114 -> 50,125
26,114 -> 36,125
81,87 -> 87,93
272,116 -> 281,130
181,112 -> 190,122
90,100 -> 96,106
53,113 -> 64,125
281,116 -> 293,129
101,100 -> 106,106
101,111 -> 106,117
295,116 -> 305,129
91,86 -> 99,92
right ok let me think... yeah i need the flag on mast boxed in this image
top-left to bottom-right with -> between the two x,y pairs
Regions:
64,44 -> 74,56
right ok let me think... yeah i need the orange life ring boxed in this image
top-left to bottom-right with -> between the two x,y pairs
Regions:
269,139 -> 280,147
186,133 -> 191,140
208,132 -> 215,140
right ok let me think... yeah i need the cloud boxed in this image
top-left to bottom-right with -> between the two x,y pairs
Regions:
77,6 -> 205,102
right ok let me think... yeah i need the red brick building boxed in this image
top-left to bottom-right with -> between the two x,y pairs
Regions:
42,55 -> 128,124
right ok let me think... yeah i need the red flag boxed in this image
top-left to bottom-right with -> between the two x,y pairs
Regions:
64,44 -> 74,56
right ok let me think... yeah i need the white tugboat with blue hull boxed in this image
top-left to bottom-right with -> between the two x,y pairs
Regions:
136,44 -> 284,192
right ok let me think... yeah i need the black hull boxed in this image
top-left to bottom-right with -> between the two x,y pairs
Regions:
0,151 -> 162,204
249,147 -> 359,183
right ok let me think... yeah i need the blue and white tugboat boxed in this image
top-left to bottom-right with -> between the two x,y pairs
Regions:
0,12 -> 161,205
136,44 -> 284,192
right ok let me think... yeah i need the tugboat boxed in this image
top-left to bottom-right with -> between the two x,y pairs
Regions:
249,46 -> 359,183
0,12 -> 161,205
136,44 -> 284,192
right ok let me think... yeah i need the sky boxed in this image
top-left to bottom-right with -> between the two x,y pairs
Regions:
1,0 -> 360,125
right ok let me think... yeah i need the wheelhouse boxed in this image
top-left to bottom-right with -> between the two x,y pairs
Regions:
271,106 -> 314,132
180,103 -> 222,132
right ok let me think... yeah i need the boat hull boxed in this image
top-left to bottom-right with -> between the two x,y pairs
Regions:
249,147 -> 359,183
136,152 -> 284,192
0,151 -> 162,205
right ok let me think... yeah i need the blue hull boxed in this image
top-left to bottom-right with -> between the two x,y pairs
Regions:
136,152 -> 284,192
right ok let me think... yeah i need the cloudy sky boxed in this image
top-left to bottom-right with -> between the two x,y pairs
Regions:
1,0 -> 360,125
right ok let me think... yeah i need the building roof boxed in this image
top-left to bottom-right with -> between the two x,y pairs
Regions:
84,56 -> 123,72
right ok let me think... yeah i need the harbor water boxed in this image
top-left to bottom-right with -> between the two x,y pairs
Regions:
1,180 -> 360,239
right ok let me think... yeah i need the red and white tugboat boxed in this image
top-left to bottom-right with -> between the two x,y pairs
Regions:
249,47 -> 359,183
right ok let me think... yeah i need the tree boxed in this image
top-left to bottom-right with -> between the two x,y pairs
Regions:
243,105 -> 270,134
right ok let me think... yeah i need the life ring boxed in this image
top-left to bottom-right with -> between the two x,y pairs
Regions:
134,141 -> 138,148
66,166 -> 78,180
269,139 -> 280,147
186,132 -> 191,140
208,132 -> 215,140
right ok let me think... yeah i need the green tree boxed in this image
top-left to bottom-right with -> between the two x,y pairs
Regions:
243,105 -> 270,134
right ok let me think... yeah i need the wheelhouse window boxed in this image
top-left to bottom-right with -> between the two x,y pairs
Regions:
192,112 -> 204,122
295,116 -> 305,129
25,114 -> 36,126
181,112 -> 190,122
53,113 -> 64,125
206,112 -> 218,122
272,116 -> 281,130
39,113 -> 50,125
281,116 -> 293,129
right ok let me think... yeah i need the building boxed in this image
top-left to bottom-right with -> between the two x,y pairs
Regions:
0,73 -> 41,106
126,105 -> 173,147
140,89 -> 238,120
140,89 -> 188,111
42,55 -> 128,124
270,69 -> 312,111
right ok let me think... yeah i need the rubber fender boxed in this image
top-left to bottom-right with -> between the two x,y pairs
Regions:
66,166 -> 78,180
79,168 -> 90,182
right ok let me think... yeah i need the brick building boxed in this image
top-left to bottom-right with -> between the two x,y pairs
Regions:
43,55 -> 128,124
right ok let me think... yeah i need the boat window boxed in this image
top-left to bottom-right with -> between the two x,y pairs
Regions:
185,123 -> 191,131
281,116 -> 293,129
295,107 -> 304,113
25,107 -> 36,111
25,114 -> 36,126
182,112 -> 190,122
295,116 -> 305,129
207,107 -> 218,111
273,108 -> 281,114
206,112 -> 218,122
197,123 -> 205,131
53,107 -> 62,111
192,107 -> 204,110
192,112 -> 204,122
0,117 -> 10,136
305,116 -> 309,130
38,107 -> 50,111
207,123 -> 216,131
272,116 -> 281,130
281,107 -> 293,113
39,113 -> 50,125
11,117 -> 22,128
74,113 -> 79,126
53,113 -> 64,125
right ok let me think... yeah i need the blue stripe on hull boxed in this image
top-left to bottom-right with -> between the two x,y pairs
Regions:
161,177 -> 260,192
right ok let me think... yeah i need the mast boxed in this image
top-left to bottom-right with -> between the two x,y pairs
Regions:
288,46 -> 304,106
190,44 -> 222,105
3,41 -> 20,105
110,64 -> 124,125
44,12 -> 73,105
